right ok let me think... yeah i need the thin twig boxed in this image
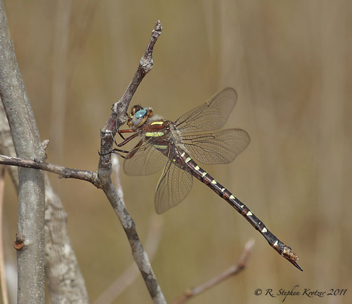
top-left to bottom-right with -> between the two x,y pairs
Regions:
94,155 -> 164,303
113,19 -> 163,122
103,20 -> 163,135
172,239 -> 255,304
0,166 -> 8,304
94,214 -> 164,304
96,21 -> 165,304
0,154 -> 97,184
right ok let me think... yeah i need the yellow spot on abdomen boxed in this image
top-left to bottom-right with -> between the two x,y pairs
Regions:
185,157 -> 191,163
151,121 -> 164,125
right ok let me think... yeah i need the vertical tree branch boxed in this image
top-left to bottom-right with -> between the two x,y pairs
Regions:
44,176 -> 89,303
0,13 -> 164,303
0,69 -> 89,303
0,103 -> 18,190
0,1 -> 46,302
98,21 -> 166,303
0,166 -> 9,304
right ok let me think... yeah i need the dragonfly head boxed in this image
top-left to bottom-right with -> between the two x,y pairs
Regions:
127,105 -> 153,128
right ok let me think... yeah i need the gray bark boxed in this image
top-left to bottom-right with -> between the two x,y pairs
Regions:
0,0 -> 46,302
0,4 -> 89,303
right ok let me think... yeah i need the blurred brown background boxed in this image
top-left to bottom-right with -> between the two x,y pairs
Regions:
2,1 -> 351,303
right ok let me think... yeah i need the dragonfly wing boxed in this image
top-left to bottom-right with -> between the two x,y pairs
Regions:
183,128 -> 251,164
175,87 -> 237,133
123,139 -> 168,176
154,157 -> 193,214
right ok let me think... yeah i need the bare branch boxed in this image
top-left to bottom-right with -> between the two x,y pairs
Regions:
94,213 -> 164,304
112,20 -> 162,128
44,175 -> 89,303
172,239 -> 255,304
0,154 -> 98,185
0,0 -> 46,302
101,19 -> 162,140
0,103 -> 18,190
0,99 -> 89,302
0,18 -> 165,303
0,166 -> 9,304
96,21 -> 166,303
101,180 -> 166,303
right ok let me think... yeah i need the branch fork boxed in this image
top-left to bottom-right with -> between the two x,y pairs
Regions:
0,17 -> 254,304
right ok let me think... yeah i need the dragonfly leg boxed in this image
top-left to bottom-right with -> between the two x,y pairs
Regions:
116,131 -> 139,147
99,148 -> 129,159
117,132 -> 126,141
113,134 -> 121,146
110,149 -> 127,159
99,130 -> 138,158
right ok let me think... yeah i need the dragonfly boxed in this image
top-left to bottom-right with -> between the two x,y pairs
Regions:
115,87 -> 302,271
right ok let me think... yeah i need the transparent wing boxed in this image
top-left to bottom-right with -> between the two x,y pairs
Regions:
175,87 -> 237,133
182,128 -> 251,165
123,138 -> 168,176
155,155 -> 193,214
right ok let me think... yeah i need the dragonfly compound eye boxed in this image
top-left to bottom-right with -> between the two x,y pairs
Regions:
132,109 -> 148,126
135,109 -> 147,119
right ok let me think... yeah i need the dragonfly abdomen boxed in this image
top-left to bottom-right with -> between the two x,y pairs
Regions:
182,150 -> 265,230
180,150 -> 302,271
